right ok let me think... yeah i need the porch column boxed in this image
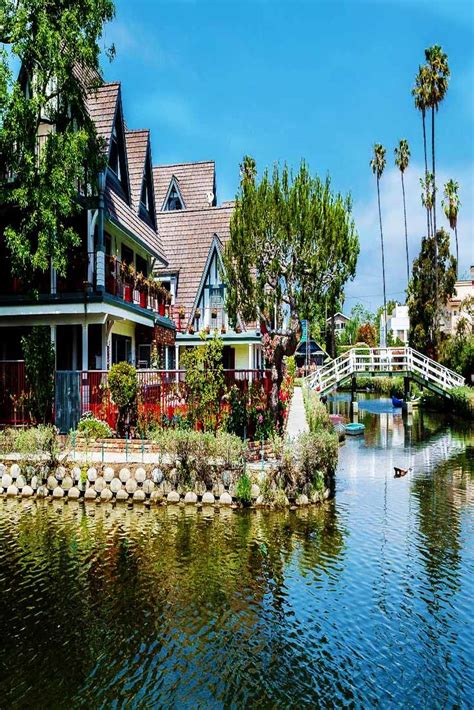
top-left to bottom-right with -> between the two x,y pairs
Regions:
248,343 -> 254,383
82,324 -> 88,371
50,325 -> 57,368
101,323 -> 108,371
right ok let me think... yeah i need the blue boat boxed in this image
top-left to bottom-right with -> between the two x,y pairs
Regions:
345,423 -> 365,436
392,396 -> 403,408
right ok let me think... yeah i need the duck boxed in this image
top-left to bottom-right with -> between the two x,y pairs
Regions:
394,466 -> 412,478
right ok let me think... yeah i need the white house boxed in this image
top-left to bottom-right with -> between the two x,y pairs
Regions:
386,304 -> 409,344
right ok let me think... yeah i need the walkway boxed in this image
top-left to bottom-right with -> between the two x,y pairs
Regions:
286,386 -> 309,441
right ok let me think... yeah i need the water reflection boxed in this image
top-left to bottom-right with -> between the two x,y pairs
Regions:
0,402 -> 472,707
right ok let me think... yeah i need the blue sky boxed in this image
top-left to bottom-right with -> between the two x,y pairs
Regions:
103,0 -> 474,312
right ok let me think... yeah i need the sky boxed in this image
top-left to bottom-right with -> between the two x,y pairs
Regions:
102,0 -> 474,313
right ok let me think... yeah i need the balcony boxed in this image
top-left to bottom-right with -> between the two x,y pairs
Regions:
104,256 -> 172,319
171,306 -> 232,335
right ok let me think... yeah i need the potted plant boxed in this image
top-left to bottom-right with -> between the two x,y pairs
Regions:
136,272 -> 148,308
211,306 -> 218,319
205,325 -> 211,334
158,286 -> 167,316
194,308 -> 201,320
178,306 -> 186,319
221,325 -> 227,334
121,261 -> 133,302
188,325 -> 195,334
235,324 -> 242,334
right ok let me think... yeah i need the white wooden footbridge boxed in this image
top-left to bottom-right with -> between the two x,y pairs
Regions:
303,347 -> 464,398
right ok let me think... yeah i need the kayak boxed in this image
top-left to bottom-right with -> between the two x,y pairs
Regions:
392,396 -> 403,408
345,423 -> 365,436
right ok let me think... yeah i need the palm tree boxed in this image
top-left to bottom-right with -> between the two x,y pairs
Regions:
395,139 -> 411,284
370,143 -> 387,345
413,65 -> 431,238
424,45 -> 450,238
442,179 -> 461,276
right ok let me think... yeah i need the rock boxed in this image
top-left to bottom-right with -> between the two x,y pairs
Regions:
184,491 -> 197,504
56,466 -> 66,481
84,488 -> 97,500
119,467 -> 130,483
135,467 -> 146,483
296,494 -> 309,506
1,474 -> 12,488
103,466 -> 115,482
323,488 -> 331,500
222,470 -> 232,488
251,484 -> 260,499
16,474 -> 26,489
116,489 -> 128,501
30,475 -> 39,490
87,467 -> 97,482
72,466 -> 81,482
311,492 -> 321,504
202,491 -> 215,505
6,485 -> 18,496
21,485 -> 34,497
67,487 -> 80,499
94,477 -> 106,493
10,463 -> 21,479
0,464 -> 5,475
213,482 -> 225,497
52,486 -> 65,499
125,478 -> 137,494
255,496 -> 264,506
149,490 -> 163,503
169,468 -> 178,486
100,488 -> 113,501
62,476 -> 73,491
133,489 -> 146,502
219,491 -> 233,505
142,479 -> 154,495
47,475 -> 57,490
36,485 -> 48,498
163,480 -> 172,495
110,478 -> 122,493
167,490 -> 180,504
152,468 -> 164,484
194,480 -> 206,496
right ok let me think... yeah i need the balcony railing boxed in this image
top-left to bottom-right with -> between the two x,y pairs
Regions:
172,306 -> 231,334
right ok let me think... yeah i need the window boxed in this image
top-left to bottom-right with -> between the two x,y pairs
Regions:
121,244 -> 134,265
210,286 -> 223,308
109,126 -> 121,179
165,184 -> 183,211
136,254 -> 148,278
112,334 -> 132,364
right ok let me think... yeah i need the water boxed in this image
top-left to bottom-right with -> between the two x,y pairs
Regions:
0,400 -> 472,708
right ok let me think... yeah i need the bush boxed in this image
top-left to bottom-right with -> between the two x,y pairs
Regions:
108,362 -> 138,436
0,425 -> 60,461
296,429 -> 338,489
303,388 -> 332,432
77,412 -> 113,440
235,471 -> 252,504
422,385 -> 473,419
21,327 -> 55,424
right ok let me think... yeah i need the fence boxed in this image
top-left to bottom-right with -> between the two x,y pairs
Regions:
0,362 -> 272,432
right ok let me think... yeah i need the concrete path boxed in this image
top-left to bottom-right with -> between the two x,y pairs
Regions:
285,386 -> 309,441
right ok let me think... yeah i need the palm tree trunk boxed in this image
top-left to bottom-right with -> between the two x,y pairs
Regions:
422,110 -> 430,238
401,171 -> 409,284
377,177 -> 387,345
455,225 -> 459,278
431,107 -> 437,237
431,107 -> 439,354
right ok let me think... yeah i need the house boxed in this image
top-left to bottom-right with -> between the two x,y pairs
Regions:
153,161 -> 264,371
386,304 -> 409,344
0,74 -> 176,372
441,266 -> 474,336
295,339 -> 328,369
326,312 -> 350,335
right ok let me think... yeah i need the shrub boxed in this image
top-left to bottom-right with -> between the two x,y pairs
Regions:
108,362 -> 138,437
422,385 -> 473,419
235,471 -> 252,504
21,327 -> 55,424
180,334 -> 224,432
0,425 -> 60,463
296,429 -> 338,489
77,412 -> 113,440
303,388 -> 332,432
225,385 -> 247,437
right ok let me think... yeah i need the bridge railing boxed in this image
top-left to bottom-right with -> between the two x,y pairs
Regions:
302,346 -> 464,393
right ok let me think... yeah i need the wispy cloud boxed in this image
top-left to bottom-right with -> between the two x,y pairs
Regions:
347,162 -> 474,310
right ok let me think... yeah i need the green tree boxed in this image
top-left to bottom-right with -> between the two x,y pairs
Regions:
21,326 -> 55,423
407,228 -> 456,358
370,143 -> 387,344
108,362 -> 137,437
180,333 -> 225,432
223,156 -> 358,420
442,179 -> 461,276
0,0 -> 115,277
394,139 -> 411,283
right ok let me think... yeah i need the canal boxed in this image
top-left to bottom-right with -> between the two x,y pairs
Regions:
0,398 -> 472,707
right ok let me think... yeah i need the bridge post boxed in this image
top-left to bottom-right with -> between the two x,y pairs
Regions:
404,376 -> 410,401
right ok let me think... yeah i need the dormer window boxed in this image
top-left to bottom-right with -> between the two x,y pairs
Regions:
163,177 -> 185,211
139,152 -> 156,227
109,126 -> 121,180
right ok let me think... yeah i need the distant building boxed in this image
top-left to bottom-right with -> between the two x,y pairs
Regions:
295,339 -> 328,369
326,312 -> 350,335
441,266 -> 474,336
386,305 -> 409,344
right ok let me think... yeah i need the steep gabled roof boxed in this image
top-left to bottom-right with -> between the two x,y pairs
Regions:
86,82 -> 120,151
153,161 -> 216,211
155,205 -> 232,318
125,129 -> 150,211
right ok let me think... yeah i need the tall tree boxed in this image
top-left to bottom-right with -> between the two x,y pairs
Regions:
0,0 -> 115,277
370,143 -> 387,345
394,139 -> 411,284
223,156 -> 359,422
413,65 -> 431,238
442,179 -> 461,277
407,228 -> 456,359
424,45 -> 450,239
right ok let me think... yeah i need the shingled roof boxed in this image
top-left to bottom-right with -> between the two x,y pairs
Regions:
125,129 -> 150,212
156,205 -> 233,318
153,161 -> 216,211
86,82 -> 120,151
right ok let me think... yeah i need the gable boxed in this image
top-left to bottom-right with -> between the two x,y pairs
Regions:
108,97 -> 130,200
162,176 -> 185,211
153,161 -> 216,212
125,129 -> 156,227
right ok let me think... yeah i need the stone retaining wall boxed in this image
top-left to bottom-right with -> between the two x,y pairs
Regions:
0,461 -> 331,508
